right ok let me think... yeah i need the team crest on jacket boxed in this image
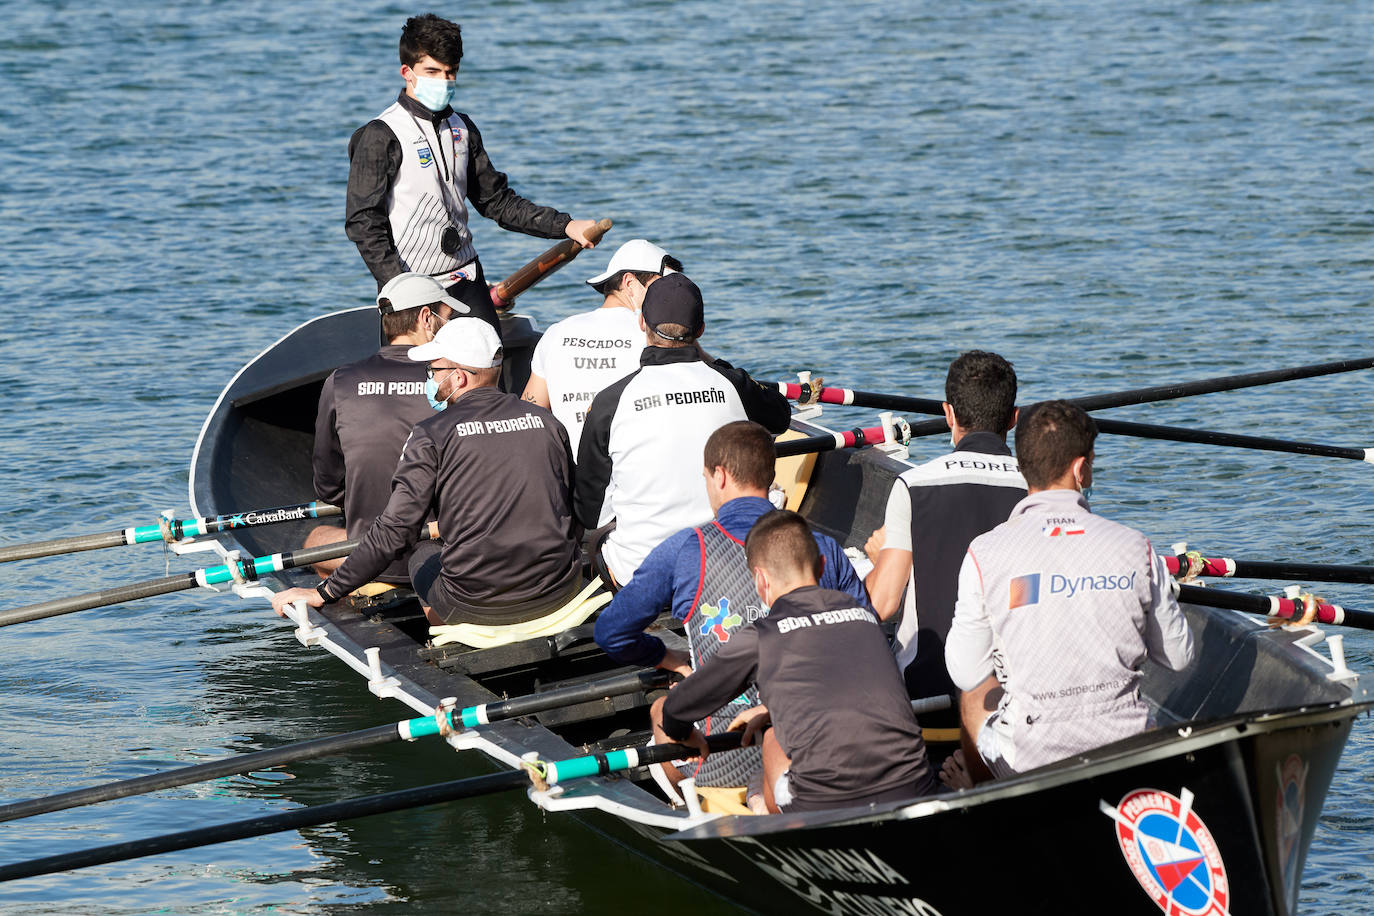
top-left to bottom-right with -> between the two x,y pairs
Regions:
417,145 -> 434,168
449,125 -> 463,145
698,597 -> 743,642
1101,787 -> 1229,915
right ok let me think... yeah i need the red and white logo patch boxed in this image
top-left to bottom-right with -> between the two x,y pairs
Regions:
1100,787 -> 1229,915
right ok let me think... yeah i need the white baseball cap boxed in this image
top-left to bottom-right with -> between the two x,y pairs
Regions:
586,239 -> 675,287
377,272 -> 470,315
407,318 -> 503,368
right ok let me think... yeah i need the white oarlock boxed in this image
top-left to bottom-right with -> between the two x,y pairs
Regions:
285,598 -> 326,646
791,371 -> 823,420
365,646 -> 401,699
1326,634 -> 1359,683
875,411 -> 911,460
679,777 -> 703,818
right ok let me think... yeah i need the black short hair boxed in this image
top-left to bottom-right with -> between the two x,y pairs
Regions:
744,510 -> 822,582
946,350 -> 1017,433
704,421 -> 775,490
1014,400 -> 1097,489
400,14 -> 464,69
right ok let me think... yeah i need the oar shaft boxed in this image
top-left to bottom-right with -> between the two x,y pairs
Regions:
1166,556 -> 1374,586
0,573 -> 197,627
455,669 -> 669,728
1093,417 -> 1369,462
0,733 -> 740,882
0,770 -> 531,883
0,502 -> 342,564
0,670 -> 667,824
1178,584 -> 1374,629
0,725 -> 399,825
1069,357 -> 1374,412
0,539 -> 361,629
0,531 -> 128,564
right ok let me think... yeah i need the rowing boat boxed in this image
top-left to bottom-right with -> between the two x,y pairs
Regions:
189,307 -> 1371,915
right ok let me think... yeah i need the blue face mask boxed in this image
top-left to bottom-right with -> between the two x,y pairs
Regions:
424,377 -> 448,411
414,75 -> 456,112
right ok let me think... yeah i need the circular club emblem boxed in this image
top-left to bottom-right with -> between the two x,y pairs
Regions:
1107,788 -> 1229,915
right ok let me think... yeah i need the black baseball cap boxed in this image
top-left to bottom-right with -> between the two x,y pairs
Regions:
641,273 -> 704,340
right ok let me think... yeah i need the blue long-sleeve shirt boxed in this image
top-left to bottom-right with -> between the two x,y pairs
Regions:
593,496 -> 870,667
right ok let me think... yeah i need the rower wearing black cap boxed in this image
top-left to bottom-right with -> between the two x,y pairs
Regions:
573,272 -> 792,588
305,272 -> 469,583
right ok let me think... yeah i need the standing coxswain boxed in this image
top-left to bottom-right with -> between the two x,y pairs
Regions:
574,273 -> 792,588
306,273 -> 468,582
345,14 -> 599,337
271,318 -> 582,630
521,239 -> 683,460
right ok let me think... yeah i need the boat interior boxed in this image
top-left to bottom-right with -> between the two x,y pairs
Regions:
192,309 -> 1360,818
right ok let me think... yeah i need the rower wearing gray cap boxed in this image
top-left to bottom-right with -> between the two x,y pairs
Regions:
574,273 -> 792,588
521,239 -> 684,460
305,272 -> 470,583
275,317 -> 582,628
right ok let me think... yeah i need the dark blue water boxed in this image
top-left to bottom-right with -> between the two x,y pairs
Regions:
1,0 -> 1371,911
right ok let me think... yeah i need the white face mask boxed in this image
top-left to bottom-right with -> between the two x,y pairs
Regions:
414,75 -> 456,112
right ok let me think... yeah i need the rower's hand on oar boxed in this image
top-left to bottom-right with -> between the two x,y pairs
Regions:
727,706 -> 772,747
270,587 -> 324,618
564,219 -> 599,249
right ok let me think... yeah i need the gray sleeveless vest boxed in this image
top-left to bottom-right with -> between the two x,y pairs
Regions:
684,522 -> 765,788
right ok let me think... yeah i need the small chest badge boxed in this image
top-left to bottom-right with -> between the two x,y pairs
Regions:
1100,787 -> 1229,915
417,145 -> 434,168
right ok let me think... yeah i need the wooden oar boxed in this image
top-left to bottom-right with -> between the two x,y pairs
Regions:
1166,555 -> 1374,586
780,382 -> 1373,460
0,669 -> 668,824
0,501 -> 342,564
0,731 -> 742,882
1178,584 -> 1374,630
489,217 -> 614,309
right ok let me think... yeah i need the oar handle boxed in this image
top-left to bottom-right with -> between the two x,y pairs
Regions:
490,218 -> 614,308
